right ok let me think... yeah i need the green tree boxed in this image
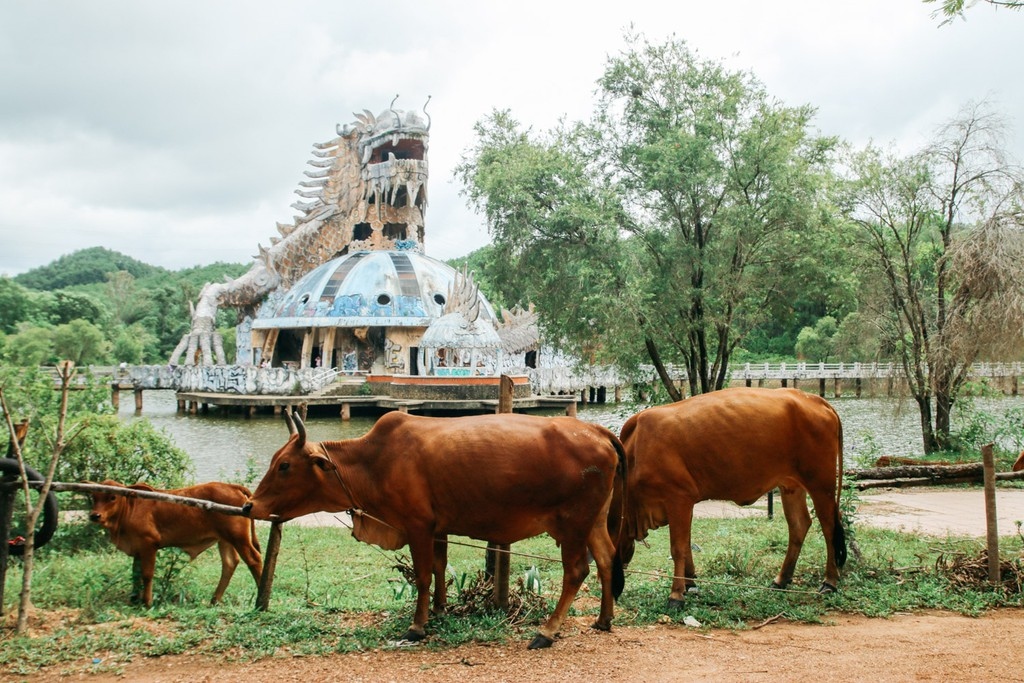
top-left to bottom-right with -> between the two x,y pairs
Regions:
0,276 -> 31,333
14,246 -> 161,290
110,324 -> 150,364
105,270 -> 149,326
795,316 -> 839,362
846,101 -> 1024,452
458,33 -> 842,397
4,324 -> 54,366
138,284 -> 192,361
52,319 -> 110,365
50,290 -> 105,325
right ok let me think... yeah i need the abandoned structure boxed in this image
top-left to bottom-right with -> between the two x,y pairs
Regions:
126,101 -> 619,412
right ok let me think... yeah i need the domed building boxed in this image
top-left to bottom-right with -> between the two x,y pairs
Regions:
249,248 -> 501,377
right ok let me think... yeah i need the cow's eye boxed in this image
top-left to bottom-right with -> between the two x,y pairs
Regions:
278,461 -> 290,472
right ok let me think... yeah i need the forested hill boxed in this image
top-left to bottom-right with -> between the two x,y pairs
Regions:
14,247 -> 167,290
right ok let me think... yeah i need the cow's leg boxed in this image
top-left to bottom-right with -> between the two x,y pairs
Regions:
402,534 -> 435,642
137,550 -> 157,607
431,535 -> 448,615
211,540 -> 240,604
586,515 -> 617,633
773,486 -> 812,589
530,540 -> 590,649
666,503 -> 697,608
236,534 -> 264,590
808,488 -> 843,592
130,556 -> 144,604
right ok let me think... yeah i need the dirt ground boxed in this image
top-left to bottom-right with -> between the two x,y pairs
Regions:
11,488 -> 1024,682
14,609 -> 1024,682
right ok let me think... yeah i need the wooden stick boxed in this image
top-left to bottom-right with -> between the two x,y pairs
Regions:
14,480 -> 249,517
982,443 -> 1000,586
256,521 -> 284,611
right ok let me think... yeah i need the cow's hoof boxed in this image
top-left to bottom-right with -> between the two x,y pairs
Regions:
528,634 -> 554,649
666,597 -> 685,611
818,582 -> 838,595
686,585 -> 700,596
401,629 -> 426,643
590,619 -> 611,632
770,580 -> 788,590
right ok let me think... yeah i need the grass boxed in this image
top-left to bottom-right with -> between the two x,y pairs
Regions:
3,513 -> 1024,676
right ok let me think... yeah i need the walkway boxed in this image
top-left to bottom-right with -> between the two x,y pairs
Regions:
695,487 -> 1024,537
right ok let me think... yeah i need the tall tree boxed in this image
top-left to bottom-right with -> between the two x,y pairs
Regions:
847,101 -> 1024,452
458,34 -> 841,397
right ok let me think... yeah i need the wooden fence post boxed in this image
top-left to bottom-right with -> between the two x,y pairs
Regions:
982,443 -> 1000,586
485,376 -> 514,610
256,521 -> 284,611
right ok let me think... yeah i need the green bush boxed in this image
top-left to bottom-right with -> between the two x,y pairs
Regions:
58,416 -> 194,493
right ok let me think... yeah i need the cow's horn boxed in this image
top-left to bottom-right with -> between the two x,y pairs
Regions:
283,409 -> 296,435
293,409 -> 307,446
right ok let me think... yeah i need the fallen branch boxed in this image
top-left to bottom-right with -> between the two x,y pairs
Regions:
849,463 -> 1024,490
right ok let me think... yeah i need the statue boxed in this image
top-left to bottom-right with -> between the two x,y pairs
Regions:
170,98 -> 431,366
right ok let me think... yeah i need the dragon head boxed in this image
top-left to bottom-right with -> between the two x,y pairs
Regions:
342,98 -> 430,212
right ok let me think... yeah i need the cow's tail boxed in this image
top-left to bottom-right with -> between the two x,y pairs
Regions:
609,431 -> 629,600
833,415 -> 848,569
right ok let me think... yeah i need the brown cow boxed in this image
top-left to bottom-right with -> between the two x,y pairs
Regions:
243,409 -> 624,649
89,480 -> 263,607
1013,451 -> 1024,472
609,387 -> 847,606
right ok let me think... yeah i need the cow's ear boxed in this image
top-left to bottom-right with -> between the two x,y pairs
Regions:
312,453 -> 336,472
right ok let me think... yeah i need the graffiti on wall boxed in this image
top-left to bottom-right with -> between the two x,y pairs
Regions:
384,338 -> 405,373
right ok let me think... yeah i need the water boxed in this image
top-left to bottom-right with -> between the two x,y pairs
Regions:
119,391 -> 1024,482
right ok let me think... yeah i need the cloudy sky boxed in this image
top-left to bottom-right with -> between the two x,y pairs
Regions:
0,1 -> 1019,277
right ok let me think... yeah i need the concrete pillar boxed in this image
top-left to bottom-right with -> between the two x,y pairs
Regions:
818,378 -> 826,397
340,403 -> 351,421
111,384 -> 120,410
133,388 -> 143,412
300,329 -> 314,369
834,378 -> 842,398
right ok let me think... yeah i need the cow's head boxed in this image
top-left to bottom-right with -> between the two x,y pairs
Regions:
243,410 -> 341,522
88,479 -> 128,529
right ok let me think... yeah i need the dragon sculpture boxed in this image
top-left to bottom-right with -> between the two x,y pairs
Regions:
170,98 -> 431,366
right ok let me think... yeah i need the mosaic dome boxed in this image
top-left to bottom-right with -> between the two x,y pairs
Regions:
252,250 -> 497,329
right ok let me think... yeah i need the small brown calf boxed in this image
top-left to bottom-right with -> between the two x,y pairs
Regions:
89,480 -> 262,606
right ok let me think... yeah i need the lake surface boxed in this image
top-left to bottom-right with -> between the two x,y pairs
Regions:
118,390 -> 1024,482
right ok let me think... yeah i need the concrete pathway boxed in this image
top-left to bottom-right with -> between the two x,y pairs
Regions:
694,487 -> 1024,537
287,488 -> 1024,538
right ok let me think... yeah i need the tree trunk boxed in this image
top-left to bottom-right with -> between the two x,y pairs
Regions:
914,394 -> 940,454
644,336 -> 682,402
934,386 -> 954,451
